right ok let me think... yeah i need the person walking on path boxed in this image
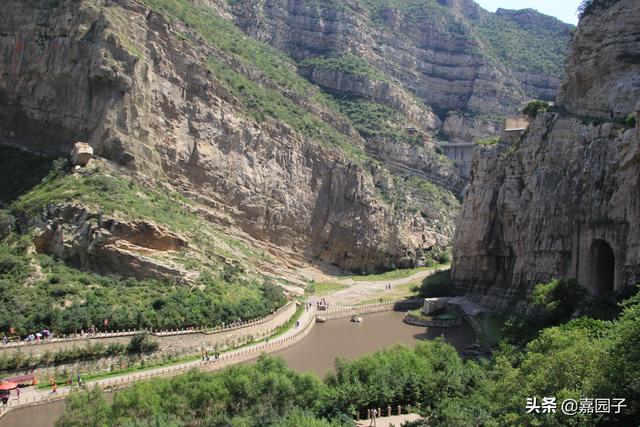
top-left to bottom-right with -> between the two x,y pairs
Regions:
76,372 -> 82,388
369,408 -> 377,426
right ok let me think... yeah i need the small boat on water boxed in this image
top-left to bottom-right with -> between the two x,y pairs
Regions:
316,316 -> 327,323
350,315 -> 363,323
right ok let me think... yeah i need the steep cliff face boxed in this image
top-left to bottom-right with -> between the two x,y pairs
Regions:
231,0 -> 571,118
451,0 -> 640,310
0,0 -> 458,275
556,0 -> 640,119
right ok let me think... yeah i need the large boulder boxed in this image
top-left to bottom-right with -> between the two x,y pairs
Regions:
71,142 -> 93,167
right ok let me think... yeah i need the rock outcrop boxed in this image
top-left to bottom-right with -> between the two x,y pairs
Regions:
451,0 -> 640,310
297,66 -> 441,131
71,142 -> 94,167
34,204 -> 191,283
441,112 -> 502,143
0,0 -> 455,274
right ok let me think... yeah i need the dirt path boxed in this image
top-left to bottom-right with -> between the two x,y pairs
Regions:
324,267 -> 448,307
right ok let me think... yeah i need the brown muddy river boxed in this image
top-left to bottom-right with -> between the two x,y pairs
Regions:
274,310 -> 476,377
0,310 -> 475,427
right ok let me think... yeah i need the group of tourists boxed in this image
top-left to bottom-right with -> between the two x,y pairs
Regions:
49,372 -> 83,395
315,298 -> 329,309
1,329 -> 55,345
202,351 -> 220,362
22,329 -> 53,343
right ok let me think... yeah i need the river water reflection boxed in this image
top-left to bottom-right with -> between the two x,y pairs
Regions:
274,310 -> 476,377
0,310 -> 475,427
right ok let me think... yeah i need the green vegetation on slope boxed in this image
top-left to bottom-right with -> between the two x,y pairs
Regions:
206,58 -> 366,161
0,150 -> 284,337
299,55 -> 389,81
9,156 -> 269,265
473,11 -> 570,77
0,239 -> 285,336
334,97 -> 424,145
475,135 -> 500,146
57,285 -> 640,426
404,175 -> 460,215
345,264 -> 447,282
358,0 -> 570,78
522,99 -> 550,118
418,270 -> 453,297
12,164 -> 193,231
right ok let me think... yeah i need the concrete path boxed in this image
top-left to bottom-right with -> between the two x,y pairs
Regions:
356,413 -> 422,426
11,306 -> 317,407
325,267 -> 448,307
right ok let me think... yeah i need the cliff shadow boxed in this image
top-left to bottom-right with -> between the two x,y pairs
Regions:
0,143 -> 58,207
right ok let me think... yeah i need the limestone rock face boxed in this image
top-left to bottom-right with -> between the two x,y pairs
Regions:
556,0 -> 640,119
231,0 -> 569,115
365,138 -> 465,195
452,0 -> 640,309
0,0 -> 450,273
441,112 -> 502,143
34,204 -> 191,283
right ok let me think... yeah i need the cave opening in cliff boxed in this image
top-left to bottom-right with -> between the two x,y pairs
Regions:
591,239 -> 615,295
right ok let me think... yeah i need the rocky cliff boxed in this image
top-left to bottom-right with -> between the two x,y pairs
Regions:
451,0 -> 640,310
0,0 -> 463,277
231,0 -> 571,121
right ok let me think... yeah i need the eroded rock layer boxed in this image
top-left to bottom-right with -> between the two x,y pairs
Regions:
231,0 -> 569,116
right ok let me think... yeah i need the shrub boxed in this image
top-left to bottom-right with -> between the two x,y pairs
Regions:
502,278 -> 586,345
299,55 -> 388,81
127,334 -> 159,354
419,271 -> 453,297
522,100 -> 549,118
625,112 -> 636,128
0,211 -> 14,239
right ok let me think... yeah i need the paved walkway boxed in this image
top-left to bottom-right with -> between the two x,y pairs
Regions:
326,267 -> 448,306
9,306 -> 317,408
356,413 -> 422,426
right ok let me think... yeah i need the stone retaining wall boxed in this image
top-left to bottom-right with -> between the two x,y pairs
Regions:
323,301 -> 397,320
403,313 -> 463,328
